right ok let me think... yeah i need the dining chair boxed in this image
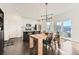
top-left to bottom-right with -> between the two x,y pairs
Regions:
53,32 -> 60,49
43,33 -> 53,54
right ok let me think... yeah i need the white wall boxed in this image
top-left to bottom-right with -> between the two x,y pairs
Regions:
4,12 -> 41,41
4,13 -> 40,41
22,18 -> 38,27
4,12 -> 23,40
22,18 -> 39,31
71,10 -> 79,42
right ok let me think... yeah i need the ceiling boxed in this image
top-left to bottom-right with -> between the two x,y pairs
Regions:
0,3 -> 79,19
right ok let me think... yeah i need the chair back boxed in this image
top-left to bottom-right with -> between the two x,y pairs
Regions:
53,32 -> 60,41
47,33 -> 53,43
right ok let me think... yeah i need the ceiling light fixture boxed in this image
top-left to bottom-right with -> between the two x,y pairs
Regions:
41,3 -> 53,22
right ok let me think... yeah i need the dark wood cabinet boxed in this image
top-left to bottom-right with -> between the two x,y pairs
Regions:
0,8 -> 4,54
23,32 -> 29,42
23,31 -> 40,43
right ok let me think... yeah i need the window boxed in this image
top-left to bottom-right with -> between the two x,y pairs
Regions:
47,21 -> 51,32
56,21 -> 62,32
63,19 -> 71,37
55,21 -> 62,35
55,18 -> 71,38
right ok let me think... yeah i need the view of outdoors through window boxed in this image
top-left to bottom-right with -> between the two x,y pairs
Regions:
63,19 -> 71,38
55,18 -> 71,38
56,21 -> 62,33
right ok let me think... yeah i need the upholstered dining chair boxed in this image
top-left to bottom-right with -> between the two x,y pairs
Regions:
43,33 -> 53,54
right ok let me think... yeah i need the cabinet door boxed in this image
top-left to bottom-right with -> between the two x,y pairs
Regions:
0,8 -> 4,54
0,31 -> 4,54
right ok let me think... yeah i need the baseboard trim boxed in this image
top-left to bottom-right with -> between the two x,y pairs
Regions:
4,37 -> 22,41
9,37 -> 22,39
4,40 -> 8,42
62,38 -> 79,44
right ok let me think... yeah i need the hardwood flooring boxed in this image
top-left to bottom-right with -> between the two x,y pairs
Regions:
3,38 -> 79,55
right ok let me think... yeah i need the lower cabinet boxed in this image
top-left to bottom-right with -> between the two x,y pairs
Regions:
23,32 -> 29,42
0,31 -> 4,54
23,31 -> 40,43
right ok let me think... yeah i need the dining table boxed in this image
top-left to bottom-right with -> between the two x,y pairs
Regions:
29,33 -> 48,55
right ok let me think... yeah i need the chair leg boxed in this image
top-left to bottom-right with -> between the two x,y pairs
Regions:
58,41 -> 61,48
46,44 -> 48,55
55,42 -> 56,50
43,44 -> 48,55
51,45 -> 53,52
50,44 -> 54,54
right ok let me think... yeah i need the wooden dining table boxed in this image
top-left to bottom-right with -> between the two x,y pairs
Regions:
29,33 -> 47,55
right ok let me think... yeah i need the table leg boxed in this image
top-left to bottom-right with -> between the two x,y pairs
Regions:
29,37 -> 34,48
38,39 -> 43,55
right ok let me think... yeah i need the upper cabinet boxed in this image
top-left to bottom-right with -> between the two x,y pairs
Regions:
0,8 -> 4,31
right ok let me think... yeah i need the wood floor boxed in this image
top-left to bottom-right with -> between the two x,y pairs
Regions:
3,38 -> 79,55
